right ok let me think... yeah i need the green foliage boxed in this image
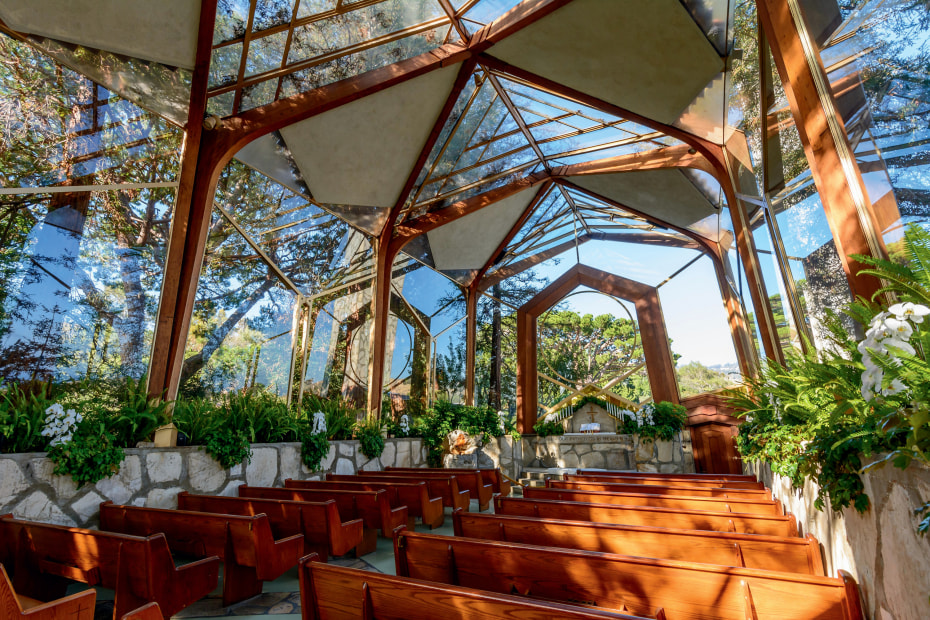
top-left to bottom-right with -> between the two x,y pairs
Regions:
223,389 -> 300,443
106,376 -> 170,448
415,401 -> 512,467
355,417 -> 385,460
571,395 -> 608,412
46,421 -> 124,487
636,402 -> 688,442
532,419 -> 564,436
204,426 -> 252,470
300,430 -> 331,472
676,362 -> 733,397
172,397 -> 221,445
0,382 -> 52,453
301,393 -> 356,440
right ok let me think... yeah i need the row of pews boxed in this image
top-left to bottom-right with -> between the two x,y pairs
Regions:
0,467 -> 867,619
0,466 -> 502,619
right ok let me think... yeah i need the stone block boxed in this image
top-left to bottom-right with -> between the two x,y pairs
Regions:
580,451 -> 606,469
280,445 -> 302,482
230,464 -> 243,476
381,441 -> 396,468
246,447 -> 278,487
0,459 -> 29,500
574,444 -> 591,456
96,456 -> 142,505
338,441 -> 355,457
14,491 -> 74,526
334,458 -> 354,475
355,447 -> 369,469
659,463 -> 680,473
604,451 -> 631,470
656,440 -> 674,463
29,458 -> 78,501
146,452 -> 182,484
188,451 -> 226,493
395,441 -> 412,467
560,452 -> 579,468
322,444 -> 336,471
637,462 -> 658,473
146,487 -> 183,509
879,483 -> 930,620
361,459 -> 381,472
70,490 -> 105,523
636,438 -> 655,462
219,480 -> 245,496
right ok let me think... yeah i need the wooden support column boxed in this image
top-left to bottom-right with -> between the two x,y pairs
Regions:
756,0 -> 887,301
147,0 -> 219,401
464,283 -> 478,407
709,245 -> 758,378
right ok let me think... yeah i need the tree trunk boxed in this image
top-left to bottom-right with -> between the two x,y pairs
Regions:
488,283 -> 502,410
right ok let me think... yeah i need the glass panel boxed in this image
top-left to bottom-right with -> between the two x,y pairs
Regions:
253,0 -> 297,32
245,30 -> 289,77
752,211 -> 802,352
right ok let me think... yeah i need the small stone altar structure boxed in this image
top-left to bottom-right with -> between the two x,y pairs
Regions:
566,401 -> 617,433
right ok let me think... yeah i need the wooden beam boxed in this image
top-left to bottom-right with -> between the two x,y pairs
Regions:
756,0 -> 887,301
147,0 -> 219,401
552,143 -> 716,178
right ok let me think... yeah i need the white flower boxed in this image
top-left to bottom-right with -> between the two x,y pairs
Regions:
882,378 -> 907,396
884,317 -> 914,340
882,337 -> 916,356
861,366 -> 883,401
890,302 -> 930,324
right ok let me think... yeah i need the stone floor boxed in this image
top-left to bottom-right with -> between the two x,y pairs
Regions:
69,502 -> 467,620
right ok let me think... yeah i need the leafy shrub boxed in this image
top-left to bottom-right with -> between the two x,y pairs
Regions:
415,401 -> 512,467
300,428 -> 331,472
0,382 -> 53,453
533,418 -> 564,436
47,420 -> 123,486
225,389 -> 300,443
107,376 -> 170,448
172,397 -> 221,445
301,393 -> 356,440
204,426 -> 252,469
636,401 -> 687,441
355,417 -> 385,460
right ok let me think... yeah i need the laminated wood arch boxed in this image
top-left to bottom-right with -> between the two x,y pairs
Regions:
515,264 -> 679,433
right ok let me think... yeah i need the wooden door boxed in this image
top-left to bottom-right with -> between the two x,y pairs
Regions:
691,423 -> 742,475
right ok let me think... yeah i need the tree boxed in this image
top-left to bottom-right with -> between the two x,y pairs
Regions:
676,361 -> 732,397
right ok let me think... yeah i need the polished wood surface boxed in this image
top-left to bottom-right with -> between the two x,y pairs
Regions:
576,470 -> 757,482
99,502 -> 303,606
0,515 -> 219,620
119,603 -> 163,620
562,477 -> 771,500
530,485 -> 783,516
395,531 -> 863,620
0,562 -> 96,620
239,486 -> 407,540
385,466 -> 512,497
298,552 -> 647,620
327,472 -> 470,511
575,471 -> 762,488
452,510 -> 824,575
285,478 -> 443,529
177,492 -> 365,558
494,496 -> 798,537
380,467 -> 494,509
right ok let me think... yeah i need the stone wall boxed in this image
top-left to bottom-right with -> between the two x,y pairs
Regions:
474,431 -> 694,480
746,460 -> 930,620
0,438 -> 427,528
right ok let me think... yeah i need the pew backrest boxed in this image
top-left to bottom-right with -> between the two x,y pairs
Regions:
381,468 -> 493,510
563,476 -> 772,500
395,531 -> 864,620
577,469 -> 758,482
385,466 -> 510,496
575,470 -> 763,489
287,478 -> 443,528
298,553 -> 651,620
494,496 -> 799,537
325,472 -> 470,511
1,562 -> 96,620
452,510 -> 824,575
531,485 -> 783,515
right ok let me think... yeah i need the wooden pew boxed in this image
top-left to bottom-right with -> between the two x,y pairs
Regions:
177,492 -> 366,558
120,603 -> 162,620
531,485 -> 783,516
576,470 -> 764,489
385,466 -> 511,497
239,486 -> 406,545
0,515 -> 219,620
578,469 -> 759,482
1,562 -> 96,620
99,502 -> 303,606
287,478 -> 444,529
452,510 -> 824,575
327,472 -> 471,512
297,552 -> 651,620
495,496 -> 799,537
564,476 -> 772,500
379,468 -> 494,511
394,531 -> 865,620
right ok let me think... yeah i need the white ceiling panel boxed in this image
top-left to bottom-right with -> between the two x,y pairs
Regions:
489,0 -> 723,126
0,0 -> 200,69
570,170 -> 718,230
428,187 -> 537,271
281,65 -> 461,209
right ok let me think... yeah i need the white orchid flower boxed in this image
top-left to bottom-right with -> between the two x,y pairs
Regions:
882,378 -> 907,396
890,302 -> 930,324
883,317 -> 914,340
882,337 -> 916,356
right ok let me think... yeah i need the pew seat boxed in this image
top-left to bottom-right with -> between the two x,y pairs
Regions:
394,531 -> 865,620
495,496 -> 799,537
288,478 -> 444,529
531,485 -> 783,515
99,502 -> 303,606
385,466 -> 511,497
0,515 -> 219,620
452,510 -> 824,575
564,476 -> 772,500
297,553 -> 652,620
378,468 -> 493,511
576,470 -> 763,489
0,562 -> 96,620
177,492 -> 366,557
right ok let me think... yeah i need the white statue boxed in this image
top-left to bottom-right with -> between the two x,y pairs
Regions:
311,411 -> 327,435
399,414 -> 410,434
498,410 -> 507,432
